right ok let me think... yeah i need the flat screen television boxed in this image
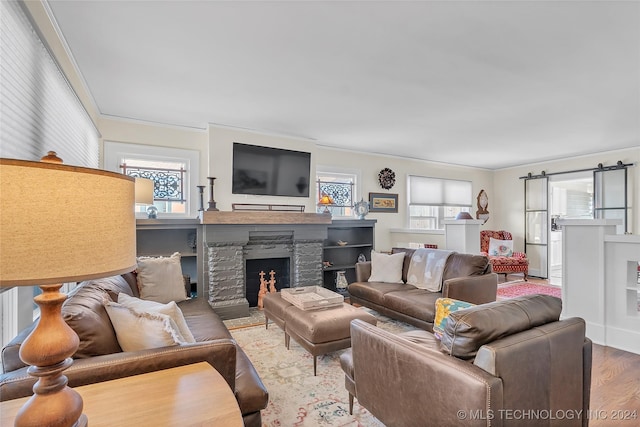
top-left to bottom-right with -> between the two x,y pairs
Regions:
232,143 -> 311,197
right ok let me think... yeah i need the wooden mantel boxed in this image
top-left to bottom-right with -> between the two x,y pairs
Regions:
199,211 -> 332,225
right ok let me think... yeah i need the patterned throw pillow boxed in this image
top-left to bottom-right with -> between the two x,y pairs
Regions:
433,298 -> 475,339
488,237 -> 514,257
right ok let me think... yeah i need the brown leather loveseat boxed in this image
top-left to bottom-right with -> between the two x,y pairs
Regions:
341,294 -> 592,426
0,273 -> 268,427
348,248 -> 498,330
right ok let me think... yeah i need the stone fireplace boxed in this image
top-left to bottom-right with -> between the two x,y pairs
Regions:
200,211 -> 330,319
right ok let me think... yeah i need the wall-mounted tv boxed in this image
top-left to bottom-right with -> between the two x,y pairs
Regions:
232,142 -> 311,197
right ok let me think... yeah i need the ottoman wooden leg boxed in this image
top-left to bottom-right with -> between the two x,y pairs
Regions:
285,333 -> 290,349
313,355 -> 317,376
349,393 -> 354,415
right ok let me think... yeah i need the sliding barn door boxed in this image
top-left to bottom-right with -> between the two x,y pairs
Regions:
525,177 -> 549,278
594,168 -> 628,233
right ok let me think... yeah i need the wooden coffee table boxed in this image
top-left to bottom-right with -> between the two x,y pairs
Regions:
0,362 -> 243,426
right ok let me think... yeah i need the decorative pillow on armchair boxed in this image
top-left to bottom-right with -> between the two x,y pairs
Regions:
433,298 -> 475,339
136,252 -> 188,303
368,250 -> 405,283
488,238 -> 513,257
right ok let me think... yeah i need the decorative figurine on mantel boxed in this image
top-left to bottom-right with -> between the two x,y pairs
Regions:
206,177 -> 219,211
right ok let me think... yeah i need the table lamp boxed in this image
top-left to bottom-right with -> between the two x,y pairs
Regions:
0,158 -> 136,427
318,193 -> 334,214
134,177 -> 155,217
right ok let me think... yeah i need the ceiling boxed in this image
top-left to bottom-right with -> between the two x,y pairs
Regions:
46,0 -> 640,169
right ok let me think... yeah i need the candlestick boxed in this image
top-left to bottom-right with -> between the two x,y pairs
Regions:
197,185 -> 206,212
207,177 -> 219,211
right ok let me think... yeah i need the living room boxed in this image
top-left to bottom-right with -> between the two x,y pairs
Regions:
1,1 -> 639,426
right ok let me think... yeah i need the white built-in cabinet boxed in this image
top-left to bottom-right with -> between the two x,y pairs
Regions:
443,219 -> 484,254
558,219 -> 640,355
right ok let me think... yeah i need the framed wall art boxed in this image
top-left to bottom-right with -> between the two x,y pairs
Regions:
369,192 -> 398,213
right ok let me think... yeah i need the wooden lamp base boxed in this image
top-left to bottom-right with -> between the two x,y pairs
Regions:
15,284 -> 86,427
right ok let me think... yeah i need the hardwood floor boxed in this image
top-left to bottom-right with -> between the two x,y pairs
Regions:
503,274 -> 640,426
590,344 -> 640,426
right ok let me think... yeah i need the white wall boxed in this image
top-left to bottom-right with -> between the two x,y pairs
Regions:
208,125 -> 318,212
493,147 -> 640,252
98,121 -> 638,256
99,117 -> 210,210
315,147 -> 494,251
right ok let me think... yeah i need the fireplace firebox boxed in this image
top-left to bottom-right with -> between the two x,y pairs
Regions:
245,257 -> 290,307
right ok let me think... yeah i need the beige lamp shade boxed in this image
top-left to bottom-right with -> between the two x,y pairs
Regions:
134,177 -> 154,205
0,158 -> 137,287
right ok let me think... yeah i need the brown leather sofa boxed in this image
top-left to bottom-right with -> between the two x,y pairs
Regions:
348,248 -> 498,330
341,294 -> 593,426
0,273 -> 268,427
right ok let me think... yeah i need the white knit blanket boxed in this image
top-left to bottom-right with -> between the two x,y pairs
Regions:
406,248 -> 454,292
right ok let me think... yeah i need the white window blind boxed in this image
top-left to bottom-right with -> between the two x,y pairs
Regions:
408,175 -> 472,206
0,1 -> 99,166
0,1 -> 99,350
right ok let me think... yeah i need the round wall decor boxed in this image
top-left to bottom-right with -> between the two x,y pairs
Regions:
378,168 -> 396,190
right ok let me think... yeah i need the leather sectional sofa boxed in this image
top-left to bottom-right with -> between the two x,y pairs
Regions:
341,294 -> 592,426
348,247 -> 498,331
0,273 -> 268,427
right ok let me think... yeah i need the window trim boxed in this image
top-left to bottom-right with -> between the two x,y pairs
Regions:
104,141 -> 200,218
316,165 -> 361,219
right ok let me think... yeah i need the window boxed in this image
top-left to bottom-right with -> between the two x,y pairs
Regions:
121,158 -> 187,215
316,168 -> 359,217
104,142 -> 200,218
408,175 -> 472,230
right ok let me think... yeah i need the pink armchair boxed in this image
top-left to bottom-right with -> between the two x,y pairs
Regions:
480,230 -> 528,281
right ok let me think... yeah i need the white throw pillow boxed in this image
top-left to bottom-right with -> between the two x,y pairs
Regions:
104,301 -> 186,351
117,293 -> 196,343
488,238 -> 514,257
368,251 -> 405,284
136,252 -> 188,303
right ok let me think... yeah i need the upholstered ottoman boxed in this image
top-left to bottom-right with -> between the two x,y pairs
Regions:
263,291 -> 292,331
284,303 -> 377,375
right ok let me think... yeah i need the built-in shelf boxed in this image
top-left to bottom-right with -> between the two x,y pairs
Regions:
136,219 -> 203,297
322,219 -> 376,291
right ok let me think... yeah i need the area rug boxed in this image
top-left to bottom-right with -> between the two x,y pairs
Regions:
497,281 -> 562,299
230,309 -> 416,426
